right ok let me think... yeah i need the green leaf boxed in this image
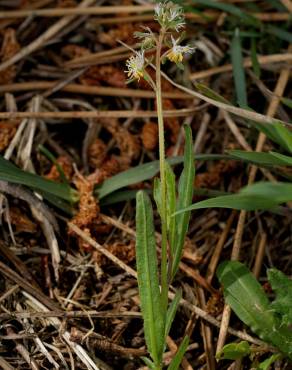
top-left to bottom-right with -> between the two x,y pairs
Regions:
268,268 -> 292,326
269,151 -> 292,166
171,126 -> 195,279
217,261 -> 275,342
167,336 -> 189,370
216,341 -> 251,361
0,155 -> 78,203
281,97 -> 292,109
96,154 -> 228,200
256,354 -> 282,370
175,182 -> 292,213
228,150 -> 292,166
251,121 -> 292,153
165,289 -> 181,340
231,28 -> 248,108
136,191 -> 165,365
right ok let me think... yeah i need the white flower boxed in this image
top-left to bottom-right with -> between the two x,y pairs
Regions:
154,1 -> 185,31
166,36 -> 196,64
125,51 -> 145,81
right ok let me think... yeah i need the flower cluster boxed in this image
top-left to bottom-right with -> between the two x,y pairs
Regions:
166,36 -> 196,65
124,1 -> 195,82
154,1 -> 185,32
125,51 -> 145,82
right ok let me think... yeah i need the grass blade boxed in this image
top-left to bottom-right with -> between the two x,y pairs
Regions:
231,28 -> 248,108
171,125 -> 195,279
136,190 -> 165,364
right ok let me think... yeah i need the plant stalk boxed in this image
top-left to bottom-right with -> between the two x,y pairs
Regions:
156,29 -> 168,315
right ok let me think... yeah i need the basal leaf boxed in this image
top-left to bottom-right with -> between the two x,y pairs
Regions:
217,261 -> 275,342
96,154 -> 227,200
136,191 -> 165,364
0,155 -> 78,203
228,150 -> 292,166
175,182 -> 292,214
216,341 -> 251,361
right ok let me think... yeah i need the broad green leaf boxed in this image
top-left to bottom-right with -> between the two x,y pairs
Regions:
268,268 -> 292,326
231,28 -> 248,108
0,155 -> 78,203
171,126 -> 195,279
228,150 -> 292,166
217,261 -> 275,342
216,341 -> 251,361
256,354 -> 282,370
165,290 -> 181,340
136,191 -> 165,364
96,154 -> 227,200
167,336 -> 189,370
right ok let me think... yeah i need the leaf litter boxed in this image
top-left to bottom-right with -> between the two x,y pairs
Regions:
0,0 -> 291,369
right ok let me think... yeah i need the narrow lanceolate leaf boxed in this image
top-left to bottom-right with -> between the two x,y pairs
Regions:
165,162 -> 176,256
167,336 -> 189,370
231,28 -> 248,108
175,182 -> 292,214
228,150 -> 292,166
171,126 -> 195,279
136,191 -> 165,365
217,261 -> 275,342
0,155 -> 78,203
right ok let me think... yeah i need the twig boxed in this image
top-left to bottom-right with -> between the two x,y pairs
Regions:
0,107 -> 199,120
0,82 -> 190,99
0,310 -> 141,320
0,5 -> 153,18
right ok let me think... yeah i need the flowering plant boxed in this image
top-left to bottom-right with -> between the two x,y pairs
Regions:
124,2 -> 195,369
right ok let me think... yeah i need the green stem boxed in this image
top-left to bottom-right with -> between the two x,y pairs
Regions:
156,29 -> 168,315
